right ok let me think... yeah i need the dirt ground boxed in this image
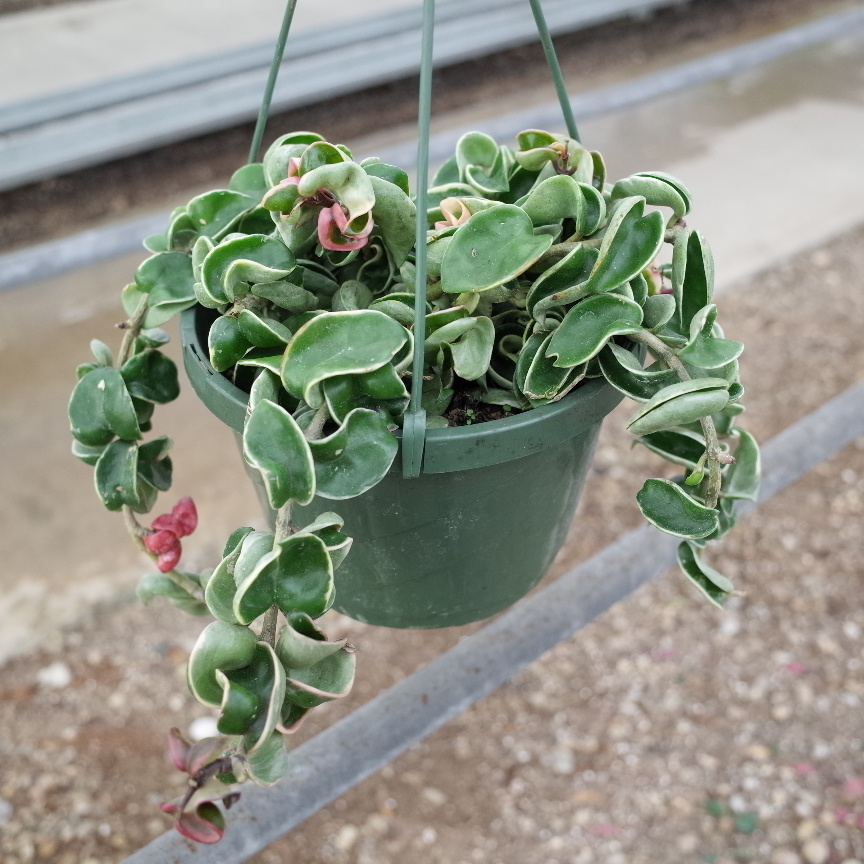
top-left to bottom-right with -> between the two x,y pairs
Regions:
1,216 -> 863,863
0,0 -> 854,252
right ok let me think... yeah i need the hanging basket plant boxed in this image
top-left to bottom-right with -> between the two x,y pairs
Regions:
66,0 -> 759,846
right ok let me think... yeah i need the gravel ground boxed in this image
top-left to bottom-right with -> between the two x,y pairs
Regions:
1,216 -> 863,862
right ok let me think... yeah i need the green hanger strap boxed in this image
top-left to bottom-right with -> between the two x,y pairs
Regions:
248,0 -> 299,164
402,0 -> 436,479
528,0 -> 579,141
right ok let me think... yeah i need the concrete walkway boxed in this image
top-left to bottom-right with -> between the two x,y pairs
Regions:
0,0 -> 416,104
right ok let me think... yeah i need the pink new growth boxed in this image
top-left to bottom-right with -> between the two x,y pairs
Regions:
317,203 -> 373,251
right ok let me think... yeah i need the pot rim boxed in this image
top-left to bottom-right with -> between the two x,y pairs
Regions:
180,305 -> 627,474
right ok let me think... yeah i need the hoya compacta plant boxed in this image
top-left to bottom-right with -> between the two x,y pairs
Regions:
68,129 -> 759,842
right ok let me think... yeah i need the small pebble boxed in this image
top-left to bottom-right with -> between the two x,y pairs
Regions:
333,824 -> 358,851
802,838 -> 830,864
422,787 -> 448,806
189,716 -> 219,741
36,662 -> 72,689
0,797 -> 12,823
771,851 -> 801,864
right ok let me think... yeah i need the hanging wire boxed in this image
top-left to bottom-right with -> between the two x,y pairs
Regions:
527,0 -> 580,141
248,0 -> 299,163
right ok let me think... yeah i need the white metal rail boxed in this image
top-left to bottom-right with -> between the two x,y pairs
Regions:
0,0 -> 681,192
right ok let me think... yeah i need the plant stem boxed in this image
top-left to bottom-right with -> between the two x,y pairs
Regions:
303,403 -> 330,441
274,500 -> 294,543
628,329 -> 725,509
117,296 -> 149,367
260,606 -> 279,647
165,569 -> 205,599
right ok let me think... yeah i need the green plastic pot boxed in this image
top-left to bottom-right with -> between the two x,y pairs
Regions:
181,306 -> 628,629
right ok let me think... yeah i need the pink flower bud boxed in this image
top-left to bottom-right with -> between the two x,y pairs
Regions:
171,497 -> 198,537
156,541 -> 182,573
143,529 -> 179,556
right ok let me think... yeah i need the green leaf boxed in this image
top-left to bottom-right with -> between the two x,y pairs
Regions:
368,298 -> 415,327
641,293 -> 676,331
299,141 -> 346,174
332,280 -> 373,312
217,643 -> 285,752
297,162 -> 375,223
306,525 -> 351,567
69,368 -> 114,446
71,440 -> 107,466
94,440 -> 139,510
120,350 -> 180,403
202,235 -> 296,302
281,310 -> 408,406
244,731 -> 290,786
610,175 -> 688,224
136,327 -> 171,350
243,400 -> 315,508
523,331 -> 586,402
363,160 -> 410,194
580,197 -> 665,295
237,310 -> 292,348
636,479 -> 720,539
448,317 -> 495,381
187,621 -> 259,708
136,571 -> 207,615
275,615 -> 347,669
137,436 -> 173,492
248,369 -> 280,413
597,343 -> 678,402
229,162 -> 268,198
90,339 -> 113,367
546,294 -> 643,368
322,366 -> 409,424
233,533 -> 334,623
309,408 -> 397,499
520,175 -> 583,226
672,229 -> 714,332
208,315 -> 252,372
133,252 -> 197,327
627,378 -> 730,435
723,428 -> 761,501
283,646 -> 356,709
263,131 -> 324,186
369,175 -> 416,267
232,531 -> 276,588
253,280 -> 318,313
576,182 -> 606,236
205,529 -> 256,624
677,541 -> 734,606
186,189 -> 257,239
635,428 -> 706,468
634,171 -> 692,212
69,367 -> 141,445
440,205 -> 553,294
526,244 -> 598,319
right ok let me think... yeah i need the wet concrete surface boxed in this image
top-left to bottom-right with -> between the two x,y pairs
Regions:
1,26 -> 864,662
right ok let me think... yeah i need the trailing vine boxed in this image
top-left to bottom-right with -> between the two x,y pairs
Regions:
69,128 -> 759,842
